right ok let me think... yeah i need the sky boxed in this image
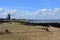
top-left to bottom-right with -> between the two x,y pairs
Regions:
0,0 -> 60,19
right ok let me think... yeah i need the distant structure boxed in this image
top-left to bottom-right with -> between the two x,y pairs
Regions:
7,14 -> 11,20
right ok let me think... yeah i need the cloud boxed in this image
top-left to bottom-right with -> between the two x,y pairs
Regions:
0,8 -> 60,19
33,8 -> 60,19
1,8 -> 33,19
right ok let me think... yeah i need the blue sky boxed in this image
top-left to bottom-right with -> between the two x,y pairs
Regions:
0,0 -> 60,11
0,0 -> 60,19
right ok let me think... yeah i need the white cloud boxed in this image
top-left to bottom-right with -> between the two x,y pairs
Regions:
0,8 -> 60,19
33,8 -> 60,19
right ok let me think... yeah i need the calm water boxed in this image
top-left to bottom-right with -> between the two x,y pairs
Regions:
29,20 -> 60,23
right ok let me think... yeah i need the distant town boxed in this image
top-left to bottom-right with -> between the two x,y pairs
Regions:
0,14 -> 60,27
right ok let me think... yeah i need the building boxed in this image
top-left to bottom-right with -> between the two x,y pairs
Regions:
7,14 -> 11,20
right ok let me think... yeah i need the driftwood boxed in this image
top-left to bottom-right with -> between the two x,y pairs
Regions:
42,28 -> 49,32
5,29 -> 12,33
